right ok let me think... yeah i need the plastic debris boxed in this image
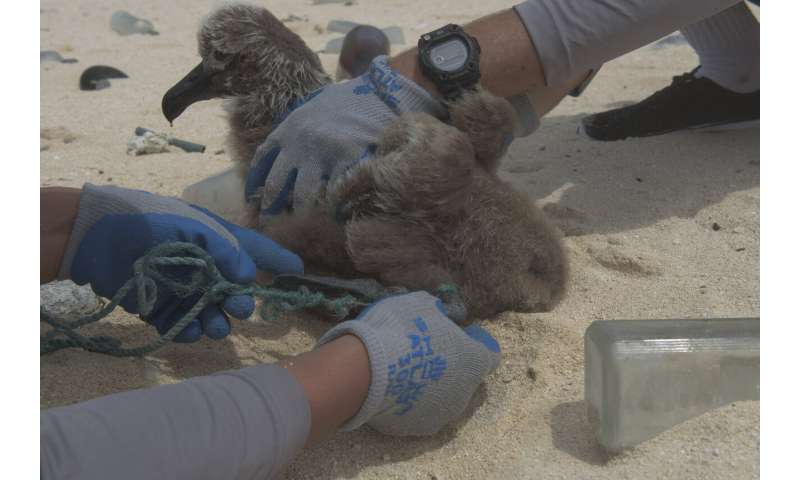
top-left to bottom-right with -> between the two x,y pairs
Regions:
110,10 -> 158,36
382,26 -> 405,45
79,65 -> 128,91
585,318 -> 759,452
135,127 -> 206,153
327,19 -> 359,34
40,50 -> 77,64
127,130 -> 170,156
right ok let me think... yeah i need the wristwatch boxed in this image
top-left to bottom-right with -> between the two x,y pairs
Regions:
417,24 -> 481,101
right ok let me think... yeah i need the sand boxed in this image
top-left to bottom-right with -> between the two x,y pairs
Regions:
40,1 -> 760,478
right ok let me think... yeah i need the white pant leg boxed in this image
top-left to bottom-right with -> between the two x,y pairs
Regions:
681,2 -> 760,93
514,0 -> 744,85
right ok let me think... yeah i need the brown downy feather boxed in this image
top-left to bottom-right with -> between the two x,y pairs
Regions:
335,96 -> 567,318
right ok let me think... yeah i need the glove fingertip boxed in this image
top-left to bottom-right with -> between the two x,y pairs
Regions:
463,324 -> 501,354
245,146 -> 281,201
223,295 -> 256,320
174,320 -> 203,343
199,306 -> 232,340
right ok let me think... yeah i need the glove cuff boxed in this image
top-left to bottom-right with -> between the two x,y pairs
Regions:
365,55 -> 448,119
58,183 -> 115,280
316,315 -> 392,431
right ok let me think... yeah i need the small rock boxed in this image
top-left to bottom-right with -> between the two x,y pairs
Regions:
313,24 -> 325,34
382,453 -> 391,461
635,177 -> 643,182
712,222 -> 721,231
214,149 -> 225,155
735,247 -> 746,252
41,281 -> 103,320
538,146 -> 546,151
711,448 -> 720,457
526,367 -> 537,381
502,375 -> 513,383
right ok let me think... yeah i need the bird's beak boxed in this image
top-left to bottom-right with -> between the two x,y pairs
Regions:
162,62 -> 218,124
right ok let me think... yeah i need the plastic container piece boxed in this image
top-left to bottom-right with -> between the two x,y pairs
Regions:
181,167 -> 248,223
584,318 -> 759,452
135,127 -> 205,153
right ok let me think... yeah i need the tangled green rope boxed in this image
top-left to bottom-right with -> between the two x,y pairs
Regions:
40,242 -> 368,357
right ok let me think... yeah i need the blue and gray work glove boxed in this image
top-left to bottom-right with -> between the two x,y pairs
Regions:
318,292 -> 501,436
245,55 -> 446,220
58,184 -> 303,342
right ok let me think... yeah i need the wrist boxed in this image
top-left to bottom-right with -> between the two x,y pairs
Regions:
281,334 -> 371,446
364,55 -> 447,119
388,51 -> 441,99
316,318 -> 390,432
40,187 -> 82,283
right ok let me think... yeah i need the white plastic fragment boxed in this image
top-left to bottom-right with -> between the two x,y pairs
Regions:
126,131 -> 170,156
111,11 -> 158,36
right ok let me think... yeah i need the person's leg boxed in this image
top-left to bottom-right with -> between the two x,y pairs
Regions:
580,2 -> 759,141
682,2 -> 759,93
510,0 -> 746,135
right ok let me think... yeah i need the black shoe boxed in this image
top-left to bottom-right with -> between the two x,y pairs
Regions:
580,69 -> 759,141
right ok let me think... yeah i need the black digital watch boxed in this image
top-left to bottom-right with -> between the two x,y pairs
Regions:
417,24 -> 481,101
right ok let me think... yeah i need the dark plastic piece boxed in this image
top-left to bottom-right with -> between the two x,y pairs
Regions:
135,127 -> 206,153
79,66 -> 128,91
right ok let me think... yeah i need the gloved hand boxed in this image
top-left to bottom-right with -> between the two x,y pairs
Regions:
317,291 -> 501,436
244,55 -> 446,220
59,184 -> 303,343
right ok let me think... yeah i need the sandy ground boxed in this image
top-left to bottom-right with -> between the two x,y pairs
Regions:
41,1 -> 760,479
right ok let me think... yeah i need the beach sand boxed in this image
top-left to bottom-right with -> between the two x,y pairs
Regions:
41,1 -> 760,478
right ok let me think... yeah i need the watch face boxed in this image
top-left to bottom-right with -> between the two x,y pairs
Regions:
428,38 -> 468,72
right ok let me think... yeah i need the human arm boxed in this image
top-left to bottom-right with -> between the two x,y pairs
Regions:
40,187 -> 81,283
41,292 -> 501,479
247,0 -> 749,215
40,335 -> 361,480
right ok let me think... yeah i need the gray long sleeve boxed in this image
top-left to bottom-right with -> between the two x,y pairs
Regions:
513,0 -> 744,85
41,363 -> 310,480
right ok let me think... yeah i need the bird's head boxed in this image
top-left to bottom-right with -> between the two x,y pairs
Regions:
162,4 -> 329,124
